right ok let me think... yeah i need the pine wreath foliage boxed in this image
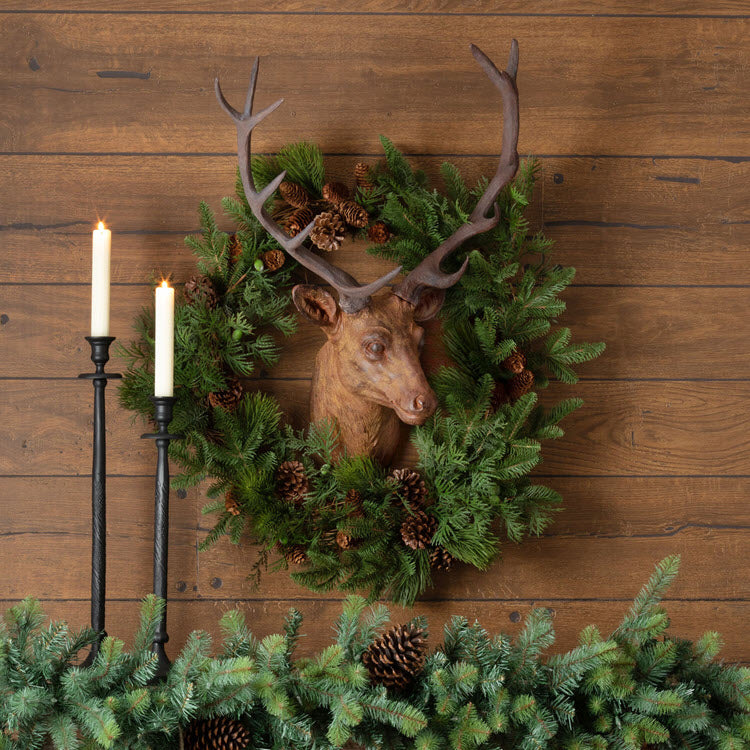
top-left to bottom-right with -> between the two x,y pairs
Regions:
119,139 -> 603,605
2,559 -> 749,750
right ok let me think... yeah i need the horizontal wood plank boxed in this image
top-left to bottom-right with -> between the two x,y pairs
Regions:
1,379 -> 749,476
2,598 -> 746,664
1,15 -> 747,154
2,284 -> 750,379
3,3 -> 749,15
2,156 -> 747,285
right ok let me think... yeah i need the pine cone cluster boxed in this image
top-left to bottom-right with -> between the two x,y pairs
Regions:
367,221 -> 391,244
362,623 -> 426,689
225,490 -> 241,516
285,207 -> 314,237
262,249 -> 285,271
430,546 -> 454,571
354,162 -> 375,190
184,275 -> 219,310
276,460 -> 309,506
389,468 -> 428,507
400,509 -> 437,550
208,377 -> 243,411
183,717 -> 250,750
322,181 -> 350,205
279,181 -> 311,208
507,369 -> 535,401
310,211 -> 346,252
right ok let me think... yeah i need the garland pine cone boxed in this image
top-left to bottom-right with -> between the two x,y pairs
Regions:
184,275 -> 219,310
284,545 -> 308,565
367,222 -> 391,244
278,181 -> 311,208
400,509 -> 437,550
285,207 -> 314,237
322,181 -> 350,205
507,369 -> 535,401
362,623 -> 426,689
183,717 -> 251,750
354,162 -> 375,190
389,468 -> 428,507
262,249 -> 285,271
208,377 -> 243,411
430,546 -> 454,572
339,200 -> 369,229
225,490 -> 241,516
336,529 -> 353,549
501,349 -> 527,374
276,460 -> 309,506
310,212 -> 346,252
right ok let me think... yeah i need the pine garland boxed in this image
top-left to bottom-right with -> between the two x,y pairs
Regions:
2,558 -> 749,749
119,139 -> 604,605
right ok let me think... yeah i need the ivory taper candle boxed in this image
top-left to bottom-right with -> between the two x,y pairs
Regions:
154,281 -> 175,397
91,221 -> 111,336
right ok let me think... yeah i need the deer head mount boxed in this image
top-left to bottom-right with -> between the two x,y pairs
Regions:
216,42 -> 520,465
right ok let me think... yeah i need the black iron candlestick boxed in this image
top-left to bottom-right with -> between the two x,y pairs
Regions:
78,335 -> 121,666
141,395 -> 182,680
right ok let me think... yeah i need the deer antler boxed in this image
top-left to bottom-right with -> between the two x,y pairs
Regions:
215,58 -> 402,314
393,41 -> 520,306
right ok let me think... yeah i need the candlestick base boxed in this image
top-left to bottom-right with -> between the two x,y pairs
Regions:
79,336 -> 121,667
142,395 -> 183,680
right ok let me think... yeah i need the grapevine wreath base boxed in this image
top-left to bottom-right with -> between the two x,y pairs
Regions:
120,140 -> 604,606
2,558 -> 749,750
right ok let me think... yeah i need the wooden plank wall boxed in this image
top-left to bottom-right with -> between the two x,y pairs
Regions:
1,3 -> 749,661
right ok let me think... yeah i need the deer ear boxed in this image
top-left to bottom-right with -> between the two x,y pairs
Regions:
412,288 -> 446,322
292,285 -> 340,329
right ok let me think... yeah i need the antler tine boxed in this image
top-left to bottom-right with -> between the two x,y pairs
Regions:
216,59 -> 401,314
394,41 -> 520,306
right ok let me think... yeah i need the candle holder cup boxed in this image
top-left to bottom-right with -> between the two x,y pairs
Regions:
141,395 -> 183,680
78,336 -> 121,666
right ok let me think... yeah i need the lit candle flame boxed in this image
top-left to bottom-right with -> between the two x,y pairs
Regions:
97,221 -> 105,231
161,280 -> 170,288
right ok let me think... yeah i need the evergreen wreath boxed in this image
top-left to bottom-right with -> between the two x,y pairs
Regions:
3,558 -> 749,750
119,139 -> 604,606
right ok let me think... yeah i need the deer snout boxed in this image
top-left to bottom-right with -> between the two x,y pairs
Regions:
396,390 -> 438,425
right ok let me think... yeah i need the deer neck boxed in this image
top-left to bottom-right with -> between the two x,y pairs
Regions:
309,342 -> 400,465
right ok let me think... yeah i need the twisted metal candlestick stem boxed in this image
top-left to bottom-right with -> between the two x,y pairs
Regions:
78,336 -> 121,666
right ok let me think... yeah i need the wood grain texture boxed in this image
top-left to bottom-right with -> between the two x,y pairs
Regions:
4,3 -> 750,15
2,379 -> 750,477
3,284 -> 750,379
1,5 -> 749,665
2,156 -> 747,285
1,15 -> 748,155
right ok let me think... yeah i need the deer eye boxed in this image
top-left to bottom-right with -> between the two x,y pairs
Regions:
364,340 -> 386,359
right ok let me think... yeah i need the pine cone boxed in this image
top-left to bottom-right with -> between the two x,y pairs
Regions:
400,509 -> 437,550
354,162 -> 375,190
389,468 -> 428,507
501,349 -> 527,374
310,211 -> 346,252
345,488 -> 364,517
184,275 -> 219,310
183,717 -> 251,750
279,181 -> 311,208
430,546 -> 454,572
367,222 -> 391,244
362,623 -> 426,689
285,207 -> 314,237
208,377 -> 243,411
336,529 -> 353,549
322,181 -> 350,205
507,369 -> 535,401
284,545 -> 308,566
225,490 -> 241,516
276,460 -> 309,506
228,233 -> 242,264
262,249 -> 285,271
339,200 -> 369,229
